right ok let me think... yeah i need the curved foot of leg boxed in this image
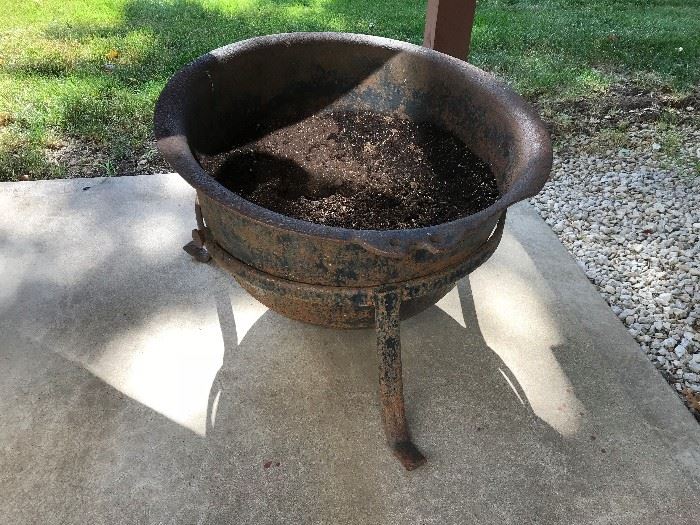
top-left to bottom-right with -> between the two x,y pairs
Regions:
183,240 -> 211,263
375,290 -> 426,471
390,440 -> 427,471
184,228 -> 211,263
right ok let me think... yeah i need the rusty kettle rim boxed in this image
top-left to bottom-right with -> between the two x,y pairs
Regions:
155,32 -> 551,258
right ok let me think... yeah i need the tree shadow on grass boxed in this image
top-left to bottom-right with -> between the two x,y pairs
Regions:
3,0 -> 423,180
5,0 -> 698,181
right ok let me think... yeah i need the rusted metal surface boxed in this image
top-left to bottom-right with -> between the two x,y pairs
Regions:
424,0 -> 478,59
156,33 -> 551,288
183,199 -> 212,262
183,240 -> 211,263
194,213 -> 504,469
374,290 -> 426,470
156,33 -> 551,470
199,214 -> 505,329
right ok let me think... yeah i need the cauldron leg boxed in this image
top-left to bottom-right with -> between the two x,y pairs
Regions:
183,198 -> 211,263
183,236 -> 211,263
374,290 -> 426,470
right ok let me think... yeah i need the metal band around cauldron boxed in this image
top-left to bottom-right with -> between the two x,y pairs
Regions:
200,212 -> 506,307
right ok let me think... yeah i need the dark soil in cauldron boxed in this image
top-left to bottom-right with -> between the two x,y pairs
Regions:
202,111 -> 500,230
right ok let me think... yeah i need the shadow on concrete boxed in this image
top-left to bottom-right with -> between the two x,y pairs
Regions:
0,179 -> 575,523
4,179 -> 697,523
197,273 -> 569,523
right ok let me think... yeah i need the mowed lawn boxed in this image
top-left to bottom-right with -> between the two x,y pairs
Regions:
1,0 -> 698,180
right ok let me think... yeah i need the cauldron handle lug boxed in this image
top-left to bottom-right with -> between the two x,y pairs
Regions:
374,289 -> 426,471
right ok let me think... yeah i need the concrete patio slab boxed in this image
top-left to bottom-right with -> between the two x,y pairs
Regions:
1,174 -> 698,525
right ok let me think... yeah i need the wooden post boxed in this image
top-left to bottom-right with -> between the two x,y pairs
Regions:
423,0 -> 477,60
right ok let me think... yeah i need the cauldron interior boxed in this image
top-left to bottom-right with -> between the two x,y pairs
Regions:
155,33 -> 551,288
165,35 -> 542,199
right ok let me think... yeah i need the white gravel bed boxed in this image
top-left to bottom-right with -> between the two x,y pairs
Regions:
530,123 -> 700,406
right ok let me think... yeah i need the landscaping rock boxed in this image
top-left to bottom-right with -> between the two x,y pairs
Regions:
531,120 -> 700,415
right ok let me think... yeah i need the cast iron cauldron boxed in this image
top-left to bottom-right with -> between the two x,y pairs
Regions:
155,32 -> 552,470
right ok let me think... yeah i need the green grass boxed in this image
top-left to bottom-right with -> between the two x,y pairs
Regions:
1,0 -> 699,180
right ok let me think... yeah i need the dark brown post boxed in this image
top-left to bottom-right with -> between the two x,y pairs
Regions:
423,0 -> 477,60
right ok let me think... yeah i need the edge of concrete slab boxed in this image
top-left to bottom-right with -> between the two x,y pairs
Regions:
2,173 -> 699,524
507,200 -> 700,466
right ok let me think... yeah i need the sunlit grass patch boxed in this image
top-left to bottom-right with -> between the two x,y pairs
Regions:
1,0 -> 699,180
